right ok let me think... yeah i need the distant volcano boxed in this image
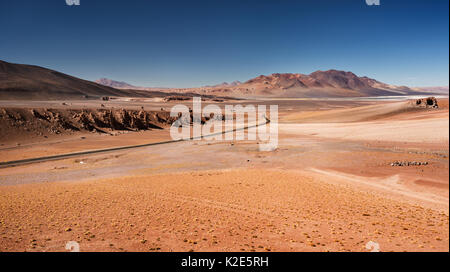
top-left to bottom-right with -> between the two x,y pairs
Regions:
95,78 -> 138,89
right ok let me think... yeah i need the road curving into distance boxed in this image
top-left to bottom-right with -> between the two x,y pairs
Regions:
0,119 -> 270,169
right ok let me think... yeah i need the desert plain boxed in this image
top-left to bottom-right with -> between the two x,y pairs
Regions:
0,96 -> 448,252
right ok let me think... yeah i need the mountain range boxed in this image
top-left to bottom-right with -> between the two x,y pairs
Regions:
97,70 -> 439,98
0,60 -> 444,100
184,70 -> 435,98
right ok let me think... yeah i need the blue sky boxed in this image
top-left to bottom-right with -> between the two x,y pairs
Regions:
0,0 -> 448,87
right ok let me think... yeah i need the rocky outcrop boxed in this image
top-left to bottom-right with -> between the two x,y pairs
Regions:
413,97 -> 438,108
163,96 -> 191,102
0,108 -> 177,137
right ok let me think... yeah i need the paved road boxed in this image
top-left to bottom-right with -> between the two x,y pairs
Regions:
0,119 -> 269,168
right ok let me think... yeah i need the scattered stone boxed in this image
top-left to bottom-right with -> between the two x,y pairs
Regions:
390,161 -> 428,167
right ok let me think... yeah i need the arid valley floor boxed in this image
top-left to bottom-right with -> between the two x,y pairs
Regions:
0,97 -> 448,252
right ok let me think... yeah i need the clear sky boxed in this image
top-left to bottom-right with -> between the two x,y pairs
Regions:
0,0 -> 448,88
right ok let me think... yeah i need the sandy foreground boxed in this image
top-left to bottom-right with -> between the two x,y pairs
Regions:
0,98 -> 448,252
0,169 -> 448,252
